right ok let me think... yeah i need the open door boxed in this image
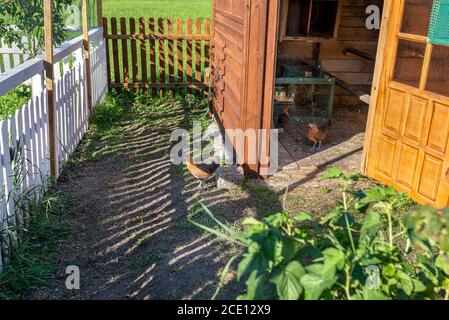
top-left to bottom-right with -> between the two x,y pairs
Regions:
363,0 -> 449,208
210,0 -> 277,174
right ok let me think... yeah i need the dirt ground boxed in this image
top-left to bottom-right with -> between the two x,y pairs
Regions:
32,96 -> 368,300
270,104 -> 368,187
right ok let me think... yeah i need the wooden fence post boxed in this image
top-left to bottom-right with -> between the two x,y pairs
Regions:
82,0 -> 94,115
43,0 -> 58,177
97,0 -> 103,27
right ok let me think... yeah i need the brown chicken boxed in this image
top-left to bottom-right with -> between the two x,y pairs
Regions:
308,121 -> 331,149
278,106 -> 290,129
186,154 -> 220,189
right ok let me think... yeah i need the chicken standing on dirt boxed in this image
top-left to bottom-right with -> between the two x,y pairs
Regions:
308,121 -> 331,149
186,155 -> 219,189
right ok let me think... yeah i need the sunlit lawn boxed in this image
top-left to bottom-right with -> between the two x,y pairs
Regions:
102,0 -> 212,19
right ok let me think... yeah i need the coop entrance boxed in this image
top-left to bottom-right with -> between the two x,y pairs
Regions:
273,56 -> 369,176
274,60 -> 335,126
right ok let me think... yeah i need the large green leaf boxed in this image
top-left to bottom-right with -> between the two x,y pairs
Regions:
322,168 -> 343,180
322,248 -> 345,271
263,212 -> 288,228
271,261 -> 305,300
237,271 -> 266,300
237,244 -> 269,280
353,287 -> 389,300
435,253 -> 449,275
361,211 -> 381,237
293,213 -> 313,223
261,232 -> 284,266
301,264 -> 338,300
395,270 -> 414,296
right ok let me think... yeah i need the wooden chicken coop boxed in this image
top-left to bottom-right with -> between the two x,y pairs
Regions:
210,0 -> 449,208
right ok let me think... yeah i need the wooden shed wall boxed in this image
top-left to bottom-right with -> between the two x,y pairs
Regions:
278,0 -> 383,106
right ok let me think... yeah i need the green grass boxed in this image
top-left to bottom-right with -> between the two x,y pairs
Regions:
66,90 -> 210,167
103,0 -> 212,19
0,185 -> 74,299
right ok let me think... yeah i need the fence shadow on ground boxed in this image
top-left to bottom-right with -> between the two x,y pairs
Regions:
36,93 -> 282,300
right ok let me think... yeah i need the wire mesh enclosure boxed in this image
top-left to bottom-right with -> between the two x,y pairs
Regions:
274,61 -> 335,126
428,0 -> 449,46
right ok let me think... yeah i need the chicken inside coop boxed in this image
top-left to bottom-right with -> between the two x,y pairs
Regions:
274,61 -> 334,139
273,59 -> 369,175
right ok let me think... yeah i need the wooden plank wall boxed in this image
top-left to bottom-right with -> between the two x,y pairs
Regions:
278,0 -> 383,106
104,17 -> 212,96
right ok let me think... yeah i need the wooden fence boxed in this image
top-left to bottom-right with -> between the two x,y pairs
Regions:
103,17 -> 211,96
0,28 -> 108,271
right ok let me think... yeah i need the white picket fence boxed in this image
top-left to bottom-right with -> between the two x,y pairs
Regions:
0,37 -> 31,74
0,27 -> 108,271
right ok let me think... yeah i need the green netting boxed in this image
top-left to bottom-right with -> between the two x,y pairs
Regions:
428,0 -> 449,46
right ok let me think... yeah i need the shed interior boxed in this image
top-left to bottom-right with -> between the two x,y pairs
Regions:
271,0 -> 383,176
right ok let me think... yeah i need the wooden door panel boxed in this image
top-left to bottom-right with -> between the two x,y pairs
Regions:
396,143 -> 420,190
418,154 -> 443,201
403,95 -> 429,143
382,89 -> 406,135
376,135 -> 398,179
365,0 -> 449,208
427,103 -> 449,154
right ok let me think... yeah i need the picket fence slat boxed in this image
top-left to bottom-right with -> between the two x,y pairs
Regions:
0,27 -> 108,271
0,37 -> 31,74
167,19 -> 175,97
1,121 -> 14,222
140,18 -> 149,88
104,17 -> 211,95
186,18 -> 193,95
0,121 -> 8,269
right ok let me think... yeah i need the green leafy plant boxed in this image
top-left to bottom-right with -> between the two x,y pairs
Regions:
0,0 -> 75,57
0,85 -> 31,120
191,169 -> 449,300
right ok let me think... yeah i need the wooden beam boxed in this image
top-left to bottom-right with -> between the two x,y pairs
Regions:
97,0 -> 103,27
43,0 -> 58,177
419,43 -> 433,91
260,0 -> 281,177
334,78 -> 371,105
82,0 -> 94,115
343,48 -> 376,62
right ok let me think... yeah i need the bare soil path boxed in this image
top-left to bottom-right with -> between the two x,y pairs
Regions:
33,94 -> 357,300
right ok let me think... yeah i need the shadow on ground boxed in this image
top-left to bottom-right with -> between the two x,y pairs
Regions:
34,93 -> 287,300
33,92 -> 359,300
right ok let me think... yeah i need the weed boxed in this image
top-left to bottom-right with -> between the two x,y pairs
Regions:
193,169 -> 449,300
0,185 -> 73,299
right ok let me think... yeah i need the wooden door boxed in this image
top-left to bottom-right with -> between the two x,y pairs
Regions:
211,0 -> 272,173
363,0 -> 449,208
